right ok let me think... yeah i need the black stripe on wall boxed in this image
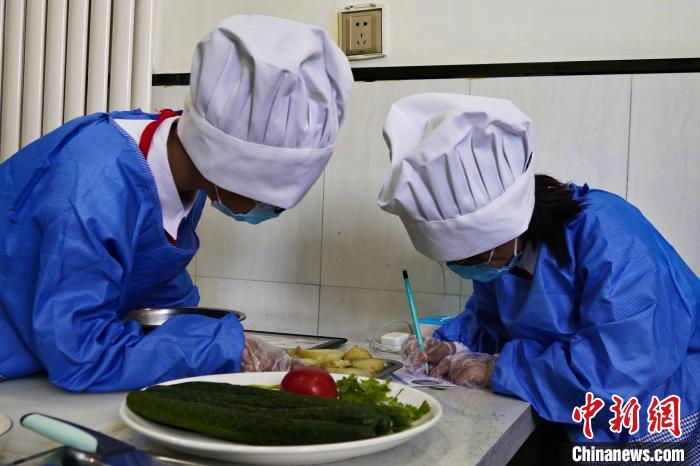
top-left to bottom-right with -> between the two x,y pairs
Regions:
152,73 -> 191,86
152,58 -> 700,86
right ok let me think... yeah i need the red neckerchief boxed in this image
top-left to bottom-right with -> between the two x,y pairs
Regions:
138,109 -> 180,244
139,109 -> 179,158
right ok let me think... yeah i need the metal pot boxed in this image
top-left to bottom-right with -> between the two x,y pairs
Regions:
124,307 -> 246,334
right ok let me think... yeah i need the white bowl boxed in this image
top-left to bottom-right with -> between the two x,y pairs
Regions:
0,414 -> 12,452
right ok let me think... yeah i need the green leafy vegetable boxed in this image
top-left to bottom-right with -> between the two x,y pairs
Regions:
336,375 -> 392,403
336,375 -> 430,429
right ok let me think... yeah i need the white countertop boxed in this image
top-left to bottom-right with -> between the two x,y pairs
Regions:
0,345 -> 535,466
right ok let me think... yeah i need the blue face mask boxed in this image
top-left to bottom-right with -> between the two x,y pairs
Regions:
212,186 -> 283,225
448,239 -> 522,282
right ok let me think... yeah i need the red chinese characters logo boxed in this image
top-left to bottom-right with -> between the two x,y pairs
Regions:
647,395 -> 682,438
572,392 -> 605,439
609,394 -> 641,435
573,393 -> 682,439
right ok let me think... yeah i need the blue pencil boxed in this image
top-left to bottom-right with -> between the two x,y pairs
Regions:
402,269 -> 430,374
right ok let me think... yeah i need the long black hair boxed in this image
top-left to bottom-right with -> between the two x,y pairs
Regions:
522,175 -> 584,266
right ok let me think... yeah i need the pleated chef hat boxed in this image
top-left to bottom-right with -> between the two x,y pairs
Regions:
377,93 -> 535,262
177,15 -> 353,209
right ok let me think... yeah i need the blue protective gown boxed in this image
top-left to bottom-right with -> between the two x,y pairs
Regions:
436,185 -> 700,442
0,111 -> 244,392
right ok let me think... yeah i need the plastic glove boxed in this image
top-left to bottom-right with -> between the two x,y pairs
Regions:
402,336 -> 469,373
240,335 -> 292,372
429,352 -> 497,388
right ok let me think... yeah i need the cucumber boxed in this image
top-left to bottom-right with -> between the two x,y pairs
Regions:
164,381 -> 350,406
127,390 -> 376,445
152,382 -> 345,407
157,382 -> 395,434
373,412 -> 393,435
145,385 -> 379,426
375,404 -> 413,430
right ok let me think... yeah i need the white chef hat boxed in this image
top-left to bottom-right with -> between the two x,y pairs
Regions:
177,15 -> 353,209
377,93 -> 535,262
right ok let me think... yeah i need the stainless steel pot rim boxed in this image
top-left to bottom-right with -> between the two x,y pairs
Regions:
124,307 -> 247,330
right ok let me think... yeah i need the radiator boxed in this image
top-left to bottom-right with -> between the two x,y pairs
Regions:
0,0 -> 155,162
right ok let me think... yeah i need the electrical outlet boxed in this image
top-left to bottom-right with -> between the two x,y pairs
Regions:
339,6 -> 383,58
349,14 -> 374,53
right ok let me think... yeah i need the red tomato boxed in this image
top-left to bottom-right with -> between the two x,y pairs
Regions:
280,367 -> 337,398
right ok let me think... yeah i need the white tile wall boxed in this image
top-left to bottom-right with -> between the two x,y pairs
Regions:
470,75 -> 632,197
150,85 -> 189,111
151,72 -> 699,340
318,286 -> 464,341
322,79 -> 469,295
186,256 -> 196,284
461,279 -> 473,304
197,277 -> 320,334
628,73 -> 700,273
196,181 -> 323,285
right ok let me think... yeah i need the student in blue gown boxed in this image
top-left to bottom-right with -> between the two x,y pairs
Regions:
379,93 -> 699,448
0,15 -> 353,392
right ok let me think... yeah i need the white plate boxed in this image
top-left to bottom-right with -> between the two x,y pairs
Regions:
120,372 -> 442,465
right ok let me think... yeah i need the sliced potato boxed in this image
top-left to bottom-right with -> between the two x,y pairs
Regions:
320,359 -> 353,369
342,346 -> 373,361
294,348 -> 345,362
350,358 -> 385,373
327,367 -> 372,377
295,357 -> 323,367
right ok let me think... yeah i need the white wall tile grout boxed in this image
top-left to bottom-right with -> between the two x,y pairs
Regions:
316,171 -> 326,336
625,75 -> 634,200
195,275 -> 319,287
195,274 -> 464,299
194,271 -> 465,298
462,77 -> 470,303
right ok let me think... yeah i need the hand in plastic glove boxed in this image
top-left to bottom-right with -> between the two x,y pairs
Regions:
240,335 -> 292,372
429,352 -> 497,388
402,336 -> 469,373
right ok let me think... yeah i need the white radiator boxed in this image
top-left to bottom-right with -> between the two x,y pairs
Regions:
0,0 -> 155,162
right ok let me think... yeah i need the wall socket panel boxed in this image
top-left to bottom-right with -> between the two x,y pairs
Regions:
339,4 -> 384,60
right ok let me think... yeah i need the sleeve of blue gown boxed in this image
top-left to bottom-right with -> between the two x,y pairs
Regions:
433,282 -> 507,354
490,229 -> 695,427
141,268 -> 199,308
31,209 -> 244,393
